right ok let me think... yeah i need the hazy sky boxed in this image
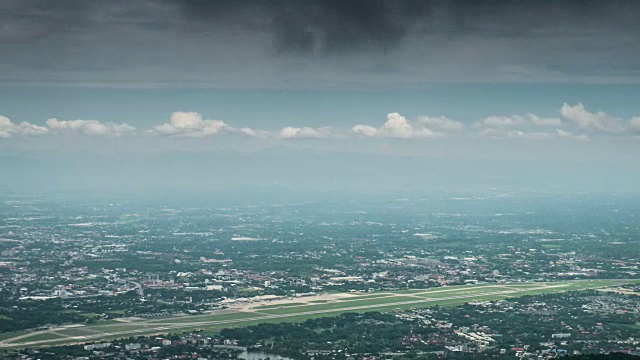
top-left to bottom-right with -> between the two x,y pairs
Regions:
1,1 -> 639,195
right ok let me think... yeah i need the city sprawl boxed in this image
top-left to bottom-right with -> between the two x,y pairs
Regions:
1,192 -> 639,359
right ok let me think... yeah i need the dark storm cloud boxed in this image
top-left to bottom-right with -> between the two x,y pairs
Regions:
156,0 -> 431,54
169,0 -> 640,55
0,0 -> 91,41
5,1 -> 637,53
2,0 -> 640,85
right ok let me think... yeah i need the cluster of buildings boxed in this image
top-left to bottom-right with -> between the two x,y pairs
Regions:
395,287 -> 640,358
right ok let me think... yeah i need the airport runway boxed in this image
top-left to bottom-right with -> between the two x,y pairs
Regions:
0,282 -> 568,349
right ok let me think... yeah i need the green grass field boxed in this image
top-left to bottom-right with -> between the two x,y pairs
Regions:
253,302 -> 306,310
16,332 -> 67,343
256,295 -> 422,315
408,285 -> 515,298
0,331 -> 29,342
146,311 -> 258,324
1,278 -> 637,349
389,283 -> 501,294
343,293 -> 397,299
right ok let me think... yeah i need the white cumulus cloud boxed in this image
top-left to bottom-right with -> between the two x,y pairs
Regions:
153,112 -> 232,137
352,112 -> 436,139
474,112 -> 588,140
480,128 -> 542,139
0,115 -> 48,138
279,126 -> 333,140
352,124 -> 379,137
560,103 -> 626,133
478,114 -> 560,128
554,129 -> 590,142
46,118 -> 135,137
527,114 -> 562,126
479,127 -> 589,141
380,112 -> 415,137
416,115 -> 465,132
238,127 -> 271,138
480,115 -> 526,128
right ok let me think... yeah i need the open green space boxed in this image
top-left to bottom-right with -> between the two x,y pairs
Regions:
346,293 -> 397,300
146,311 -> 261,324
0,331 -> 29,342
43,327 -> 110,338
14,332 -> 67,343
256,295 -> 422,315
74,323 -> 158,334
390,283 -> 502,295
253,303 -> 305,310
409,285 -> 517,298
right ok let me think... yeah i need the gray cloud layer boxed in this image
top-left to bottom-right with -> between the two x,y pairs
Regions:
2,1 -> 640,86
